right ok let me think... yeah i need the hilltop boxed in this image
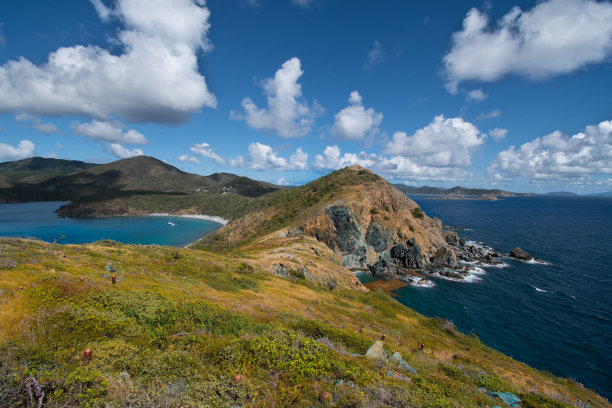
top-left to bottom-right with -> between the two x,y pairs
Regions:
0,156 -> 282,218
0,157 -> 98,184
194,166 -> 502,290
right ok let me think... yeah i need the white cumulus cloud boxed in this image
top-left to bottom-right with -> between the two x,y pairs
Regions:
385,115 -> 485,167
71,120 -> 147,144
466,89 -> 487,102
107,143 -> 143,159
488,120 -> 612,181
0,0 -> 216,124
490,128 -> 508,141
190,142 -> 225,164
332,91 -> 383,141
0,140 -> 35,161
313,145 -> 378,170
230,142 -> 308,171
177,154 -> 201,164
231,57 -> 323,138
313,145 -> 473,182
443,0 -> 612,93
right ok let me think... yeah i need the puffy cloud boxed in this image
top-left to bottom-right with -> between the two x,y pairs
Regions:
0,140 -> 35,161
276,176 -> 289,186
313,145 -> 472,182
89,0 -> 112,21
189,142 -> 225,164
177,154 -> 200,164
364,40 -> 385,70
230,142 -> 308,171
107,143 -> 143,159
313,145 -> 378,170
466,89 -> 487,102
332,91 -> 383,141
14,113 -> 60,134
488,120 -> 612,181
231,58 -> 323,138
490,128 -> 508,141
476,109 -> 501,120
0,0 -> 216,124
444,0 -> 612,93
71,120 -> 147,144
385,115 -> 485,167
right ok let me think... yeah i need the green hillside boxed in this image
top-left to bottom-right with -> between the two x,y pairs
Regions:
0,156 -> 283,214
0,157 -> 98,183
0,238 -> 607,408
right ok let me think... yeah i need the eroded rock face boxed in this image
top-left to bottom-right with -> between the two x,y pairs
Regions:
324,205 -> 368,267
366,222 -> 391,253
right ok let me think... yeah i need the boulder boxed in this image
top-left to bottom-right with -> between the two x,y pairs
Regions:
370,258 -> 396,279
365,340 -> 386,360
390,242 -> 426,269
432,247 -> 458,268
510,247 -> 533,261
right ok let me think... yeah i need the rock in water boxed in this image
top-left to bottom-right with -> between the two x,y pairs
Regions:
510,247 -> 533,261
365,340 -> 386,360
432,247 -> 458,268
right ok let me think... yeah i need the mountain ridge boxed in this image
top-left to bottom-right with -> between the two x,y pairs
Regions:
0,157 -> 283,214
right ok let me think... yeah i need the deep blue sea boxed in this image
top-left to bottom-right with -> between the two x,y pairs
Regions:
0,202 -> 222,247
368,195 -> 612,399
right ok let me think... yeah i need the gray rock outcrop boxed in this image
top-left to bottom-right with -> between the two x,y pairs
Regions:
510,247 -> 533,261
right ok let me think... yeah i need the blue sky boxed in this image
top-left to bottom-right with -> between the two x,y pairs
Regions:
0,0 -> 611,193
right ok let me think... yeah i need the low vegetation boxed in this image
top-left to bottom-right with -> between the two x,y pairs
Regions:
1,238 -> 607,407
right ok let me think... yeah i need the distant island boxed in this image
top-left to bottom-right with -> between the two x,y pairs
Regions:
392,184 -> 531,197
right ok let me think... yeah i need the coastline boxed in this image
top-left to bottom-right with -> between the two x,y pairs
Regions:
147,213 -> 229,248
148,212 -> 229,226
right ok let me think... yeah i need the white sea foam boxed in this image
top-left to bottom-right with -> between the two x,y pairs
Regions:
149,213 -> 229,226
530,284 -> 549,293
429,269 -> 483,283
467,266 -> 486,275
523,258 -> 551,266
410,277 -> 436,288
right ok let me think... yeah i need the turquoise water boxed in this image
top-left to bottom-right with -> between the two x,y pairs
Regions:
0,202 -> 222,247
361,195 -> 612,399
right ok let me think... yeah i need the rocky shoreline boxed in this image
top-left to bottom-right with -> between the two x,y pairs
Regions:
366,230 -> 506,287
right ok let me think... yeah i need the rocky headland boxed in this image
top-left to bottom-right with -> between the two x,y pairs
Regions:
196,165 -> 506,290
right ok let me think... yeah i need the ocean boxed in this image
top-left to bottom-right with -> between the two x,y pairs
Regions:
366,195 -> 612,399
0,202 -> 222,247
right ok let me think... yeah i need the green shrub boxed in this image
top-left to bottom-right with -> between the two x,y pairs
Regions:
410,207 -> 425,219
292,318 -> 371,354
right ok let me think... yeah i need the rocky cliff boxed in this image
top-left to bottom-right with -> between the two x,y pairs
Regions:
197,165 -> 498,290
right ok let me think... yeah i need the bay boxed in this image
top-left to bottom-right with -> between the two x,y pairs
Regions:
0,201 -> 222,247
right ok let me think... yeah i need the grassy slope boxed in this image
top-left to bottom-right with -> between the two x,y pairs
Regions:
1,238 -> 608,408
195,166 -> 384,253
